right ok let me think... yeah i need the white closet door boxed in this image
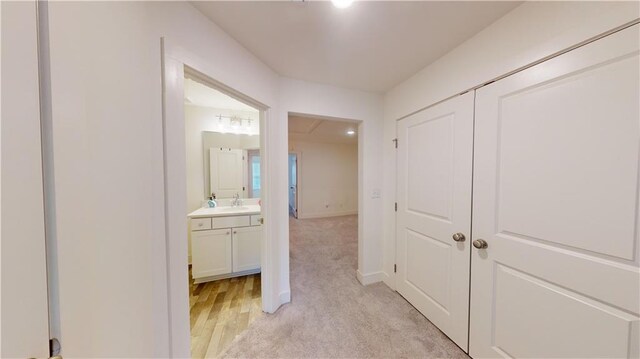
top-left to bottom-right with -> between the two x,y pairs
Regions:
396,92 -> 474,350
210,148 -> 244,198
470,24 -> 640,358
1,1 -> 51,357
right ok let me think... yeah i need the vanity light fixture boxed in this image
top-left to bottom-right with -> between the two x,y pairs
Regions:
332,0 -> 353,9
213,114 -> 259,136
346,130 -> 356,136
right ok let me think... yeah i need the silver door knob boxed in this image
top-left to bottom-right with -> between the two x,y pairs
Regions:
473,239 -> 488,249
452,233 -> 466,242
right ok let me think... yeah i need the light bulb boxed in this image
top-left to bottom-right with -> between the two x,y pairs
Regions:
332,0 -> 353,9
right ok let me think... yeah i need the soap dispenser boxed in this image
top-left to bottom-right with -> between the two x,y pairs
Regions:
207,193 -> 217,208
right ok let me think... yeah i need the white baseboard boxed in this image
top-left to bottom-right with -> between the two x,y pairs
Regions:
356,270 -> 385,285
279,290 -> 291,305
298,210 -> 357,219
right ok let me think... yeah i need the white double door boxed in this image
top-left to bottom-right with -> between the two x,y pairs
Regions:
397,24 -> 640,357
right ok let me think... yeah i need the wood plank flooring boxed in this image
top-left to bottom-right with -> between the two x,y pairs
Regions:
189,269 -> 263,358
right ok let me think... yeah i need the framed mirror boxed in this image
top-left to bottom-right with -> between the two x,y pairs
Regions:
203,131 -> 260,199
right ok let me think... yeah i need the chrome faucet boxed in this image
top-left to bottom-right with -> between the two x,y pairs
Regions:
232,193 -> 243,207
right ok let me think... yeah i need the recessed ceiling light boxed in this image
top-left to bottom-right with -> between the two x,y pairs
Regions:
332,0 -> 353,9
346,130 -> 356,136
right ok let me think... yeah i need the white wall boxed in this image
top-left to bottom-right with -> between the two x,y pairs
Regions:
45,2 -> 281,357
288,140 -> 358,219
280,77 -> 384,286
381,1 -> 640,289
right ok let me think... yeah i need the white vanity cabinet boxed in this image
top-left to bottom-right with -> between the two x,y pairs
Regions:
232,226 -> 261,272
191,228 -> 232,278
188,207 -> 262,284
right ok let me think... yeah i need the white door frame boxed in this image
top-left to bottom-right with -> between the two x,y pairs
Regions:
161,38 -> 276,357
1,1 -> 51,356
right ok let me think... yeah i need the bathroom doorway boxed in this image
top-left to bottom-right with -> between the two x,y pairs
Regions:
183,70 -> 265,358
161,39 -> 278,357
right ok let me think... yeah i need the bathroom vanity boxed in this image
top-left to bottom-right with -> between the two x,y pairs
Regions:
188,204 -> 262,283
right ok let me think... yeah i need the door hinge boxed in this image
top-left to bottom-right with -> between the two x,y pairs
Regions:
243,186 -> 246,191
394,202 -> 397,212
392,138 -> 398,148
394,264 -> 397,273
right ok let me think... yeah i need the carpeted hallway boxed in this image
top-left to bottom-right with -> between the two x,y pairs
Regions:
221,215 -> 468,358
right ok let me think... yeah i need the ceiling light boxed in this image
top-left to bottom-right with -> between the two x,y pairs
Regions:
332,0 -> 353,9
346,130 -> 356,136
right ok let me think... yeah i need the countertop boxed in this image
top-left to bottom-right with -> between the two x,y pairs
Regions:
187,205 -> 261,218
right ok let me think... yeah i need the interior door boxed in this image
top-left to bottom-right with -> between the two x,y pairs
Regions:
210,148 -> 244,198
288,153 -> 298,218
396,91 -> 474,350
470,24 -> 640,358
1,1 -> 51,357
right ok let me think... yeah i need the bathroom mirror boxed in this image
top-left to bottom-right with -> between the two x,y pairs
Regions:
203,131 -> 261,199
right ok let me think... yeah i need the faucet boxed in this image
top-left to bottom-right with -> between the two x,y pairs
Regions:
232,193 -> 243,207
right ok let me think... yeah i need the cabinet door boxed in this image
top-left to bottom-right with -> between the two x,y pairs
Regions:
191,229 -> 232,278
470,25 -> 640,358
396,92 -> 474,351
232,226 -> 262,272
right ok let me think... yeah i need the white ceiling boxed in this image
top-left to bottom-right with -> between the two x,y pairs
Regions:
289,115 -> 358,144
191,1 -> 521,92
184,77 -> 259,113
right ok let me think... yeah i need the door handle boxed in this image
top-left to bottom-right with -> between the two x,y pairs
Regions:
472,239 -> 488,249
452,233 -> 466,242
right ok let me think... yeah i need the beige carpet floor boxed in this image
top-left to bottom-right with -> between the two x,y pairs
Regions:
221,215 -> 468,358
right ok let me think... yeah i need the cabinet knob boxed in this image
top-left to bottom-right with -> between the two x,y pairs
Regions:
233,231 -> 237,234
226,231 -> 230,235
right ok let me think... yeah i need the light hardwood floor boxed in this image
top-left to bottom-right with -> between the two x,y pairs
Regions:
189,270 -> 263,358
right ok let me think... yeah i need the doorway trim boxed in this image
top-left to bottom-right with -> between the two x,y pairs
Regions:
161,38 -> 277,357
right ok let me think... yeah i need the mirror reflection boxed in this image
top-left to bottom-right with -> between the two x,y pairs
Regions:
203,131 -> 261,199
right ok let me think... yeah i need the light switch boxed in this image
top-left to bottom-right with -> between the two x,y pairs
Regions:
371,188 -> 381,199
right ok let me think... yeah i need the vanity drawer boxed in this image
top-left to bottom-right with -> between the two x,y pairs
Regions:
250,215 -> 263,226
191,218 -> 212,231
212,216 -> 250,229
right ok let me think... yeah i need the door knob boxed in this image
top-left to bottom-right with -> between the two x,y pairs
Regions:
473,239 -> 488,249
452,233 -> 466,242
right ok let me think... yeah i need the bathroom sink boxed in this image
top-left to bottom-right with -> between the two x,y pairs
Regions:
216,206 -> 249,212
